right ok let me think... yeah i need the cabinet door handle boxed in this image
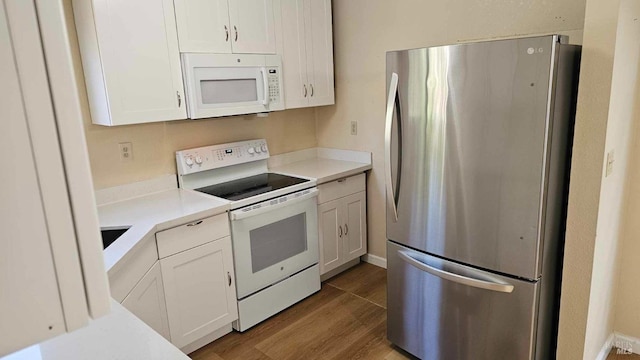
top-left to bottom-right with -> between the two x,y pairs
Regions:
310,84 -> 314,97
344,224 -> 348,235
186,220 -> 203,227
338,225 -> 343,238
227,272 -> 232,286
303,84 -> 307,97
177,91 -> 182,107
224,25 -> 229,42
234,25 -> 238,42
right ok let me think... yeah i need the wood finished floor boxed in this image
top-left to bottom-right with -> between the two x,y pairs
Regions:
189,263 -> 415,360
191,263 -> 636,360
608,348 -> 640,360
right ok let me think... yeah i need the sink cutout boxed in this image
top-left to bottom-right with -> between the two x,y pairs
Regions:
101,227 -> 130,250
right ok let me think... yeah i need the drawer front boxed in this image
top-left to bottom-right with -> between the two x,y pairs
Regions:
109,232 -> 159,303
318,173 -> 366,204
156,213 -> 230,258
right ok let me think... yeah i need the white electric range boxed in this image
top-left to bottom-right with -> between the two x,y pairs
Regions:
176,139 -> 320,331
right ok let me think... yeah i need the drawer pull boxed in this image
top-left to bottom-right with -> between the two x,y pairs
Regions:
338,225 -> 343,238
227,272 -> 232,286
186,220 -> 203,227
337,178 -> 347,183
344,224 -> 348,235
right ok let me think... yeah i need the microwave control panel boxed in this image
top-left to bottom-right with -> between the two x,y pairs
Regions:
267,68 -> 281,104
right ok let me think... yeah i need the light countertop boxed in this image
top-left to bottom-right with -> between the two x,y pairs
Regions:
1,301 -> 188,360
99,188 -> 230,272
271,158 -> 371,184
269,147 -> 372,184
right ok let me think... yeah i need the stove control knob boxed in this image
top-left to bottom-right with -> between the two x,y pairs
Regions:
254,146 -> 262,154
247,147 -> 255,155
185,156 -> 194,167
195,155 -> 203,165
261,145 -> 267,152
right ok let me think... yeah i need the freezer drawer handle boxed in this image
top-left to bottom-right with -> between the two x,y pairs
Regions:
398,251 -> 514,293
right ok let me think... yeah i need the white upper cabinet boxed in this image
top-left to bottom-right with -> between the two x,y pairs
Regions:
174,0 -> 276,54
276,0 -> 334,109
305,0 -> 334,107
228,0 -> 276,53
174,0 -> 231,53
73,0 -> 187,126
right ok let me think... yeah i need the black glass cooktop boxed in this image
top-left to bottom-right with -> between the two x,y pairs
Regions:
196,173 -> 310,201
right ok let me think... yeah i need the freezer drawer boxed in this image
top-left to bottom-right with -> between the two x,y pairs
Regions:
387,241 -> 539,360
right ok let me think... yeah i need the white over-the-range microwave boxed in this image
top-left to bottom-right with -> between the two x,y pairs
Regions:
181,53 -> 284,119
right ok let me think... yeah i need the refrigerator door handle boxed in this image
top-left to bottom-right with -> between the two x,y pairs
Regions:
398,250 -> 515,293
385,72 -> 399,222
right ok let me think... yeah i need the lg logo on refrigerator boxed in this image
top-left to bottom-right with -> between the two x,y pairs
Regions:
527,47 -> 545,54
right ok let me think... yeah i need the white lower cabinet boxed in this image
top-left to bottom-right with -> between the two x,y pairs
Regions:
160,237 -> 238,349
317,174 -> 367,275
121,262 -> 171,341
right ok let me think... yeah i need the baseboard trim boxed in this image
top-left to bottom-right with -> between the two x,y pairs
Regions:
361,254 -> 387,269
612,333 -> 640,356
596,332 -> 640,359
596,333 -> 615,360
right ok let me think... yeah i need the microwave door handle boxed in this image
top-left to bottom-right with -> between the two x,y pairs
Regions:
261,68 -> 269,106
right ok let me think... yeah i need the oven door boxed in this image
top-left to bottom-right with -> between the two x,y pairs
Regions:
230,190 -> 319,299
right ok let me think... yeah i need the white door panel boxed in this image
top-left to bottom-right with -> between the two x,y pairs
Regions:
122,262 -> 170,341
174,0 -> 231,53
92,0 -> 186,124
229,0 -> 276,54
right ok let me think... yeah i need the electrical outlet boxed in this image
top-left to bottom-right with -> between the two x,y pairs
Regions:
606,150 -> 615,177
119,142 -> 133,161
350,121 -> 358,135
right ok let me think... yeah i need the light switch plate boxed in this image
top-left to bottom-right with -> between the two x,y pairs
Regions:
606,150 -> 614,177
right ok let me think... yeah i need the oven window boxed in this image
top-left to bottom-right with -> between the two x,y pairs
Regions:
249,213 -> 307,273
200,79 -> 257,104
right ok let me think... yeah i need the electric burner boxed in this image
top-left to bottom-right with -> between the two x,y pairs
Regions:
195,173 -> 309,201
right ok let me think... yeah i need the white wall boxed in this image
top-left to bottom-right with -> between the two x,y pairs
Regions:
612,0 -> 640,345
557,0 -> 640,358
316,0 -> 586,260
584,1 -> 640,357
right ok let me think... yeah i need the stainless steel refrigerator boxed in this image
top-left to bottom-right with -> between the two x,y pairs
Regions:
384,35 -> 580,360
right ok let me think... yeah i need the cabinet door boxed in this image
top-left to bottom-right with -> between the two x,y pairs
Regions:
305,0 -> 334,107
122,262 -> 171,341
228,0 -> 276,54
279,0 -> 309,109
91,0 -> 186,124
161,238 -> 238,349
174,0 -> 232,53
344,191 -> 367,260
318,199 -> 342,275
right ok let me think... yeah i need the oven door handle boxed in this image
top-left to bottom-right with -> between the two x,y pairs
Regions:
230,188 -> 318,221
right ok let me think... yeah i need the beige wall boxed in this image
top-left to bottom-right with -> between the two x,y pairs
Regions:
557,0 -> 640,358
316,0 -> 586,259
62,0 -> 317,190
613,2 -> 640,341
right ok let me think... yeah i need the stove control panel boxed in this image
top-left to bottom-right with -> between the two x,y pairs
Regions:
176,139 -> 270,175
